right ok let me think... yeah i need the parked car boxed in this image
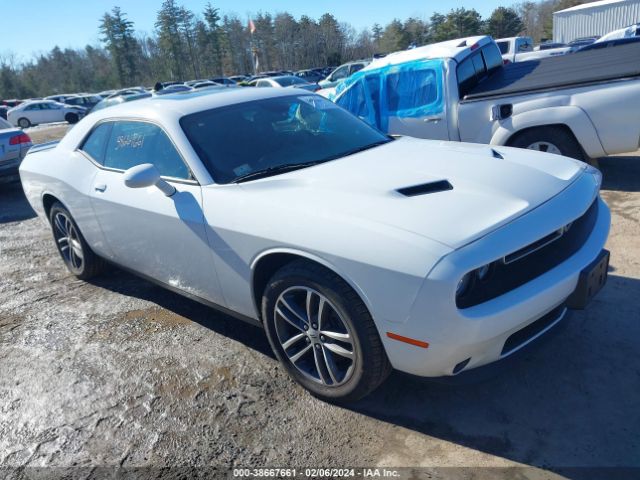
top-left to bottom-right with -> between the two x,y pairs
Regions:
592,23 -> 640,43
332,35 -> 640,161
64,95 -> 102,112
155,84 -> 193,95
567,36 -> 599,51
1,99 -> 23,108
193,81 -> 220,89
295,69 -> 326,83
45,94 -> 77,103
91,92 -> 152,112
229,75 -> 249,83
97,90 -> 116,98
578,35 -> 640,52
210,77 -> 237,85
496,36 -> 533,62
7,100 -> 86,128
535,42 -> 568,50
496,36 -> 569,62
318,60 -> 370,89
0,117 -> 32,180
252,76 -> 319,91
19,88 -> 610,401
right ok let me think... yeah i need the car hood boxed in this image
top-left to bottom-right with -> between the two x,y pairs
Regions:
236,137 -> 587,249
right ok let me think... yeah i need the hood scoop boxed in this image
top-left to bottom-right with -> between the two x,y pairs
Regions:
397,180 -> 453,197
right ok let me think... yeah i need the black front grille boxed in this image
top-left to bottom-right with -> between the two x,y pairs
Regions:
501,305 -> 566,355
457,199 -> 599,309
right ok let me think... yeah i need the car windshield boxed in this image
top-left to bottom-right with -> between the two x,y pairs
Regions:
180,94 -> 390,184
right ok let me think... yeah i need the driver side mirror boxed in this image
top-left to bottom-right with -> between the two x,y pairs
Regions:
123,163 -> 176,197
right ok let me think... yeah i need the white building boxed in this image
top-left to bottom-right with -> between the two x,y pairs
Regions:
553,0 -> 640,43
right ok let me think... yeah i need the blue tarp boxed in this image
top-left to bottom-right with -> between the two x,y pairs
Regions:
332,58 -> 445,133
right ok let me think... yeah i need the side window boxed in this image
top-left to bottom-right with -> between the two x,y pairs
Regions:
336,80 -> 369,121
350,63 -> 365,75
481,44 -> 504,72
496,41 -> 510,54
80,123 -> 112,164
104,121 -> 190,179
67,98 -> 80,105
25,104 -> 41,111
457,53 -> 486,98
256,80 -> 270,87
331,66 -> 348,81
385,68 -> 441,114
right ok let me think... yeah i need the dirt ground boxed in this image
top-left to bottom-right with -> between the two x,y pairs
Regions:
0,127 -> 638,479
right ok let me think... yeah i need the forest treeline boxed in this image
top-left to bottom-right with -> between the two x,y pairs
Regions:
0,0 -> 592,98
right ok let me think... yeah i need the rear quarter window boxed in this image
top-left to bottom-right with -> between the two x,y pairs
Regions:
80,123 -> 112,164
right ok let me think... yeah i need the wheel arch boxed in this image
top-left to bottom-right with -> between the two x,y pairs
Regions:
490,106 -> 606,159
42,192 -> 64,222
250,248 -> 373,323
505,123 -> 580,148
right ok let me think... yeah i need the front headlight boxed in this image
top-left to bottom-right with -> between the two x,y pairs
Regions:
585,164 -> 602,190
456,272 -> 472,297
476,263 -> 492,281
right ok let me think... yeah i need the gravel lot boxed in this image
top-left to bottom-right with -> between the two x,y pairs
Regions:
0,126 -> 638,479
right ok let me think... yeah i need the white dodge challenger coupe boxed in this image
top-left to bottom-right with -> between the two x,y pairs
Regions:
19,88 -> 610,402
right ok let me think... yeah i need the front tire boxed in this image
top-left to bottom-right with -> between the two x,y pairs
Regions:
262,260 -> 391,402
49,202 -> 105,279
509,127 -> 584,160
65,113 -> 79,124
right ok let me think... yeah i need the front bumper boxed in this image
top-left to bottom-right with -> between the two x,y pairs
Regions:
379,173 -> 610,378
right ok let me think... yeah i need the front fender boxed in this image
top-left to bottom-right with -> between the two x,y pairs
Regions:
490,106 -> 606,159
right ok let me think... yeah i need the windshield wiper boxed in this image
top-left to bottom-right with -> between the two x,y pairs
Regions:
232,161 -> 324,183
321,139 -> 392,162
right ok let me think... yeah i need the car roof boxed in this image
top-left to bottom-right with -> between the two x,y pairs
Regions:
86,86 -> 307,123
364,35 -> 492,71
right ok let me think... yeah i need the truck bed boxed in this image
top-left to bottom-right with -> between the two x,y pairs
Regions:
464,42 -> 640,101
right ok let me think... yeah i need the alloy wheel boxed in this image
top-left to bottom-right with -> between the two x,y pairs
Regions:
274,286 -> 355,387
53,212 -> 84,271
527,141 -> 562,155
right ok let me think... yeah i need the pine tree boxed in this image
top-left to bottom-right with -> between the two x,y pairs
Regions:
99,6 -> 140,87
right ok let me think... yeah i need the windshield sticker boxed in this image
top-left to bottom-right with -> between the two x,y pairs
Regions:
115,133 -> 145,150
233,164 -> 252,176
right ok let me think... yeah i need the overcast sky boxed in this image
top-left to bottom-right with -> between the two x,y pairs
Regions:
3,0 -> 507,62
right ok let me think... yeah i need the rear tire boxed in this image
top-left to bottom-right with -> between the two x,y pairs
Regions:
17,118 -> 31,129
49,202 -> 105,279
262,260 -> 391,403
509,127 -> 584,160
65,113 -> 79,124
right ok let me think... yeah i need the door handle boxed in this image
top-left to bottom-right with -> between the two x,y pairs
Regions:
94,184 -> 107,192
423,116 -> 443,123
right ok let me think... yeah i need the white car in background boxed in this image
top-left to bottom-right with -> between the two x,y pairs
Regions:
252,75 -> 319,92
595,23 -> 640,42
496,36 -> 570,63
8,100 -> 86,128
19,88 -> 610,402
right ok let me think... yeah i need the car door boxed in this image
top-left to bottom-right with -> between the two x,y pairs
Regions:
41,103 -> 63,123
383,65 -> 449,140
86,120 -> 225,305
24,103 -> 45,124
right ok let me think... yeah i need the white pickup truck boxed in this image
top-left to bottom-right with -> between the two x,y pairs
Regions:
332,35 -> 640,161
496,36 -> 570,63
